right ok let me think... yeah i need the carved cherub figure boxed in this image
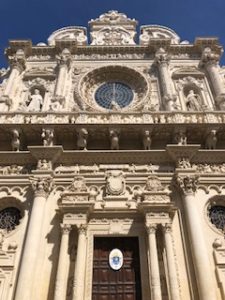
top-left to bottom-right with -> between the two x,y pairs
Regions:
110,130 -> 119,150
42,128 -> 54,146
11,129 -> 20,151
205,130 -> 217,150
77,128 -> 88,150
143,130 -> 152,150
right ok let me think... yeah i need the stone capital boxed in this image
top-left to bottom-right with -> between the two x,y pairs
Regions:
77,224 -> 87,235
155,48 -> 170,65
175,174 -> 198,195
30,176 -> 54,197
146,223 -> 157,234
162,223 -> 172,233
56,48 -> 71,68
60,224 -> 72,234
200,47 -> 220,67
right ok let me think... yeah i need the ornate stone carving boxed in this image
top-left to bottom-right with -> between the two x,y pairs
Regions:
60,223 -> 72,234
77,128 -> 88,150
185,90 -> 202,111
146,223 -> 157,234
201,47 -> 220,65
176,158 -> 191,169
155,48 -> 170,65
89,11 -> 137,46
27,88 -> 43,112
11,129 -> 20,151
48,26 -> 87,46
140,25 -> 180,45
30,176 -> 54,196
205,130 -> 217,149
176,175 -> 198,195
42,128 -> 54,146
145,175 -> 164,191
105,170 -> 125,195
68,176 -> 88,193
0,165 -> 28,175
56,48 -> 71,67
37,159 -> 52,170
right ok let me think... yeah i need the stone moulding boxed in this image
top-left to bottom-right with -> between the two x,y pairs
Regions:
0,111 -> 225,124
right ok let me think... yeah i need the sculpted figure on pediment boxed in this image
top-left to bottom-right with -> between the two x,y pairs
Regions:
186,90 -> 202,111
27,88 -> 43,112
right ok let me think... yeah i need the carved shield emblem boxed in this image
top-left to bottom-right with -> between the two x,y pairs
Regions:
106,170 -> 125,195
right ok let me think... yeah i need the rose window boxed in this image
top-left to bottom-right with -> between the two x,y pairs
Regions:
0,207 -> 22,231
208,205 -> 225,232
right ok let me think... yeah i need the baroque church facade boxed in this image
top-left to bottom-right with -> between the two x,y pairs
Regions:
0,10 -> 225,300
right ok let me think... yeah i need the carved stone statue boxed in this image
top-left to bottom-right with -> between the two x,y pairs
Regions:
110,130 -> 119,150
143,130 -> 151,150
27,88 -> 43,112
174,131 -> 187,145
77,128 -> 88,150
42,128 -> 54,146
186,90 -> 201,111
205,130 -> 217,150
11,129 -> 20,151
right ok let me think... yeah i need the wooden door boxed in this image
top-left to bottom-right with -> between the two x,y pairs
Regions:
92,237 -> 142,300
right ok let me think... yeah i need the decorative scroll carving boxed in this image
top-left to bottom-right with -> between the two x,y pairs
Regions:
105,170 -> 125,195
140,25 -> 180,45
48,26 -> 87,46
176,175 -> 198,195
30,176 -> 54,196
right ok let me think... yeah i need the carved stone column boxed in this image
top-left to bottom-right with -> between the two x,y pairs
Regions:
73,224 -> 87,300
14,176 -> 53,300
155,48 -> 176,111
146,224 -> 162,300
1,49 -> 26,109
162,223 -> 180,300
176,174 -> 217,300
54,224 -> 72,300
201,47 -> 225,109
52,48 -> 71,108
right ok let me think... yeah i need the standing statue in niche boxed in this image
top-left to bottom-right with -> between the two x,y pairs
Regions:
77,128 -> 88,150
205,130 -> 217,150
42,128 -> 54,146
143,130 -> 152,150
11,129 -> 20,151
110,130 -> 119,150
185,90 -> 202,111
27,89 -> 43,112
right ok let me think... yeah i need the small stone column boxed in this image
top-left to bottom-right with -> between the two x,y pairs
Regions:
54,224 -> 72,300
201,47 -> 225,109
146,224 -> 162,300
14,176 -> 53,300
162,223 -> 180,300
73,225 -> 87,300
1,50 -> 26,109
155,48 -> 176,111
52,48 -> 71,108
176,174 -> 217,300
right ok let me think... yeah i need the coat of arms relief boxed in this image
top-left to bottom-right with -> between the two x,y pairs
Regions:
105,170 -> 126,196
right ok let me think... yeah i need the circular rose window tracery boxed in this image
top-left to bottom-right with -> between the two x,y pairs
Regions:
78,65 -> 149,112
208,205 -> 225,233
0,207 -> 22,232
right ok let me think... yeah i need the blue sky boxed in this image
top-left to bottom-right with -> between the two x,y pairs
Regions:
0,0 -> 225,66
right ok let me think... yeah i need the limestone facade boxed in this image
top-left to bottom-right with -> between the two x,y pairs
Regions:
0,10 -> 225,300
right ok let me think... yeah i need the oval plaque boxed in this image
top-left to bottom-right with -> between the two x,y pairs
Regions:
109,248 -> 123,270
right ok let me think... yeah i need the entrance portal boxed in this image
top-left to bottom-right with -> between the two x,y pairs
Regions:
92,237 -> 142,300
